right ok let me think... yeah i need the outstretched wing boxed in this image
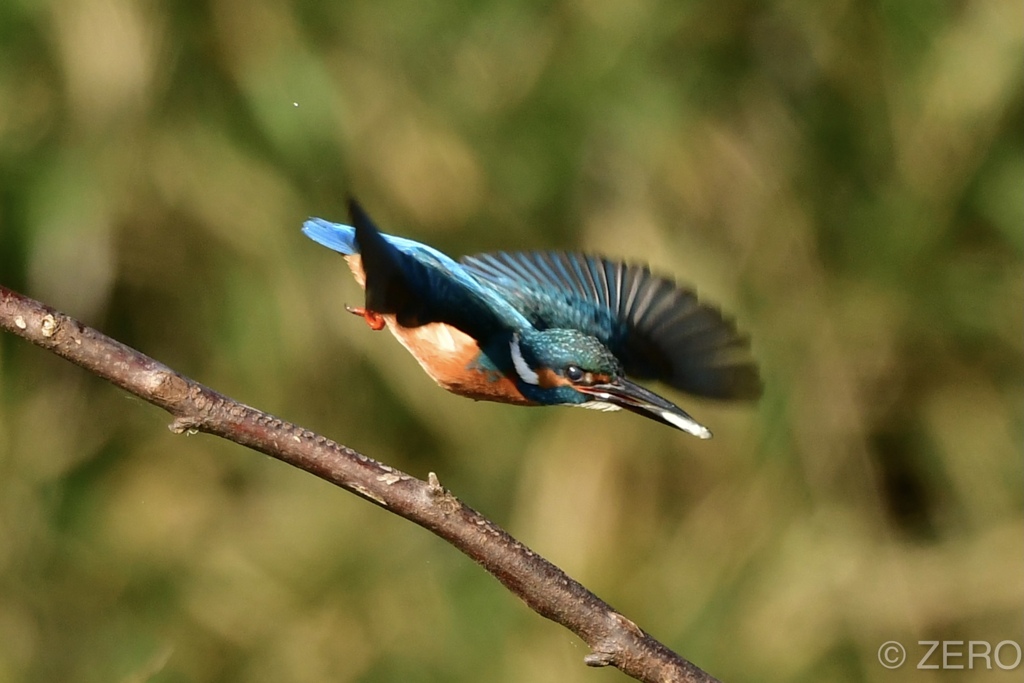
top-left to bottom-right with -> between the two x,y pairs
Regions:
303,201 -> 529,340
460,251 -> 761,400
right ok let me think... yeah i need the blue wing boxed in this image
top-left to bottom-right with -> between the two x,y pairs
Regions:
460,251 -> 761,400
303,203 -> 530,340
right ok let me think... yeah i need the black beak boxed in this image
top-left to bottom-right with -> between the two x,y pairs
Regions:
578,378 -> 712,439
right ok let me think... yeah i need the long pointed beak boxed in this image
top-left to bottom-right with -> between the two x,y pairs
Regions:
578,379 -> 713,439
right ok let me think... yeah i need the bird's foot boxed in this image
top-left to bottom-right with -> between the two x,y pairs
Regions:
345,305 -> 386,330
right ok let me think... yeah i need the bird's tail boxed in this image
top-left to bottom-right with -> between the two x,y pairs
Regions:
302,218 -> 358,254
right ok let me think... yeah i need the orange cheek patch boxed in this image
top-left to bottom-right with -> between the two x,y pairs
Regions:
535,368 -> 570,389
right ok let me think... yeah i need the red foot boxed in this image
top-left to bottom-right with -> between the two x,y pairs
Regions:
345,305 -> 386,330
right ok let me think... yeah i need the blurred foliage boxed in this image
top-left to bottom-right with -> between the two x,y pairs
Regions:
1,0 -> 1022,681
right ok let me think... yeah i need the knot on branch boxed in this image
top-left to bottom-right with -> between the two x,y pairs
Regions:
584,613 -> 645,668
169,416 -> 202,434
584,652 -> 617,668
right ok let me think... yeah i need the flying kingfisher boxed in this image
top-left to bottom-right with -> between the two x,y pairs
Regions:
303,200 -> 760,438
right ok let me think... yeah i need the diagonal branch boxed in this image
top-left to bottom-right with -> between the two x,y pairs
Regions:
0,283 -> 721,683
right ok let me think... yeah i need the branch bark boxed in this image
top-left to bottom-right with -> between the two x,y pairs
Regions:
0,284 -> 721,683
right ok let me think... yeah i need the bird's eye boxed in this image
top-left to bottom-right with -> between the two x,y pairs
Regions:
565,365 -> 585,382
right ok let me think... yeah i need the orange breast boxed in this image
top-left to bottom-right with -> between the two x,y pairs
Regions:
343,254 -> 534,405
386,321 -> 535,405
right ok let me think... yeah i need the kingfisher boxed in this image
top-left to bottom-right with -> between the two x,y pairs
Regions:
303,200 -> 760,438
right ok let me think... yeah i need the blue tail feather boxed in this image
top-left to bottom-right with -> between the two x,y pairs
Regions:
303,216 -> 454,263
302,218 -> 357,254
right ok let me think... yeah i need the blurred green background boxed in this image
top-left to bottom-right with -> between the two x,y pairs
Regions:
1,1 -> 1021,682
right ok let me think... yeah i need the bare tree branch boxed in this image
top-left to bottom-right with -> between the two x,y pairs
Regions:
0,283 -> 721,683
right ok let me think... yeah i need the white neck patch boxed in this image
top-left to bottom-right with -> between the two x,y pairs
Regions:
509,333 -> 540,385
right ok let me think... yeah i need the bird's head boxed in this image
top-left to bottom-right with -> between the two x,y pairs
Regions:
508,329 -> 712,438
